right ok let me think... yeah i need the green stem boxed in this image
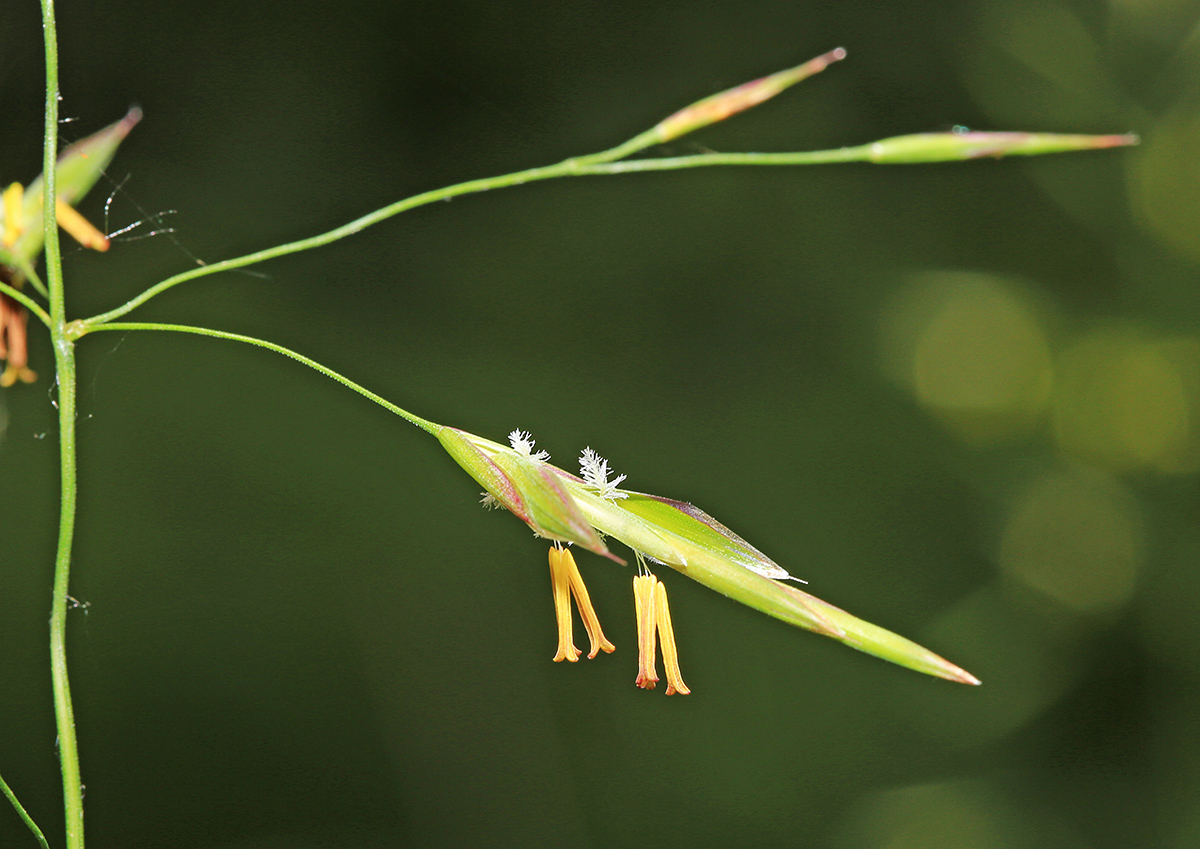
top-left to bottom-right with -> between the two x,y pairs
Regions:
40,1 -> 86,848
81,322 -> 441,434
0,280 -> 52,327
48,347 -> 81,849
76,144 -> 874,330
578,146 -> 872,172
0,770 -> 50,849
76,158 -> 605,327
39,1 -> 64,313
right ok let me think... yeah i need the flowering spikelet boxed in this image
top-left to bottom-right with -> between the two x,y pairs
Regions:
0,108 -> 141,264
1,109 -> 140,387
433,423 -> 981,687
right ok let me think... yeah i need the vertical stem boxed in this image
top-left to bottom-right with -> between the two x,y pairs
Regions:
49,350 -> 82,849
40,1 -> 86,848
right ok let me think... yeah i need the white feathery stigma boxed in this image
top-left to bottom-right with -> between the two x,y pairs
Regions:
579,447 -> 628,501
508,429 -> 550,462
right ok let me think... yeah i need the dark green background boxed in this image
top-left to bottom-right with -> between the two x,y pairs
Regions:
4,0 -> 1199,846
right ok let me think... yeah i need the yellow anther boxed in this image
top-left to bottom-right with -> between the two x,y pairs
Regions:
549,546 -> 615,663
634,571 -> 689,694
3,183 -> 24,247
654,580 -> 690,695
55,197 -> 109,251
633,573 -> 660,690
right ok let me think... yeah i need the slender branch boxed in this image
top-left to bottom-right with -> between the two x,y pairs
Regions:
578,146 -> 871,172
0,280 -> 52,327
40,3 -> 64,316
40,2 -> 86,848
81,322 -> 441,434
78,157 -> 603,327
76,145 -> 874,329
75,117 -> 1130,331
0,770 -> 50,849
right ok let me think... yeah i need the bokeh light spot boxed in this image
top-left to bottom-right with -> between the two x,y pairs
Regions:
831,780 -> 1063,849
1053,330 -> 1200,473
1110,0 -> 1198,43
1129,108 -> 1200,263
1000,467 -> 1141,613
880,271 -> 1052,444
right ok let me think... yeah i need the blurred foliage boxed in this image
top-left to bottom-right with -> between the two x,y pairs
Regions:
2,0 -> 1199,847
